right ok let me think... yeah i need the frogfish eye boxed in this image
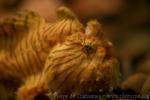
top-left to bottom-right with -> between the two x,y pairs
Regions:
83,44 -> 95,55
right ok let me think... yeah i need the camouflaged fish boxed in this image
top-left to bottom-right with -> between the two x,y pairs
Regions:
17,20 -> 120,100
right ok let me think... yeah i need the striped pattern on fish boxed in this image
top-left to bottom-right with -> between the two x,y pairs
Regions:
0,7 -> 83,81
